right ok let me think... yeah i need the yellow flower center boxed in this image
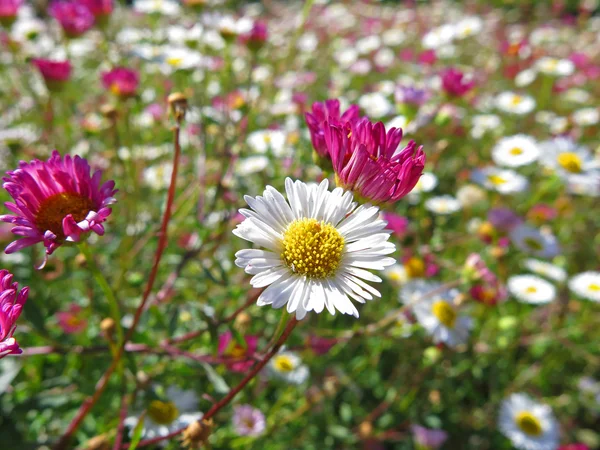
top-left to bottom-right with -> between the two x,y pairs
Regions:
525,286 -> 538,294
515,411 -> 543,436
511,95 -> 523,106
431,300 -> 457,328
510,147 -> 523,155
273,355 -> 294,372
405,257 -> 425,278
167,57 -> 183,67
147,400 -> 179,425
281,218 -> 344,279
487,174 -> 507,186
557,152 -> 582,173
110,83 -> 121,95
228,344 -> 246,359
35,193 -> 95,241
588,283 -> 600,292
524,237 -> 543,251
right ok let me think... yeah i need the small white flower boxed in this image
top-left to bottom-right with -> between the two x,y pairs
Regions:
235,156 -> 270,176
508,275 -> 556,304
425,195 -> 462,215
572,107 -> 599,126
381,29 -> 405,46
247,130 -> 288,157
383,264 -> 409,287
355,35 -> 381,54
509,225 -> 560,259
569,271 -> 600,302
535,57 -> 575,77
456,184 -> 486,207
496,92 -> 536,115
267,350 -> 309,384
358,92 -> 392,119
523,259 -> 567,283
411,172 -> 438,195
234,179 -> 396,320
515,69 -> 537,87
134,0 -> 181,15
498,393 -> 559,450
538,137 -> 598,178
454,16 -> 483,39
492,135 -> 540,167
422,24 -> 456,49
471,167 -> 528,194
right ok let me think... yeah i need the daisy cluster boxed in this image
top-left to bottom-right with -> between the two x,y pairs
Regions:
0,1 -> 598,450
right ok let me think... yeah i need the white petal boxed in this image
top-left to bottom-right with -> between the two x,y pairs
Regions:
250,266 -> 289,288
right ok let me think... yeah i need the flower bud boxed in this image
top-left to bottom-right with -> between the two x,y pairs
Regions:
181,418 -> 214,449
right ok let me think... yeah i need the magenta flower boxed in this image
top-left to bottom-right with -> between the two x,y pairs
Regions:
305,99 -> 361,159
1,151 -> 117,269
49,1 -> 94,38
80,0 -> 113,19
441,67 -> 475,97
32,59 -> 72,91
240,20 -> 268,51
383,212 -> 409,238
324,118 -> 425,204
217,331 -> 258,373
232,405 -> 266,437
559,445 -> 590,450
306,335 -> 337,355
411,425 -> 448,449
56,304 -> 87,334
101,67 -> 140,98
0,270 -> 28,359
0,0 -> 22,27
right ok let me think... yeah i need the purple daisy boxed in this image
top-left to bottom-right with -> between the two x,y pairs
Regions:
1,151 -> 117,268
0,269 -> 28,359
232,405 -> 266,437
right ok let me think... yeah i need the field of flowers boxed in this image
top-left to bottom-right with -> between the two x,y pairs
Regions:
0,0 -> 599,449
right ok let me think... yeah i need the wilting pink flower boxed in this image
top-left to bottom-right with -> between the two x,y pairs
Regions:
1,151 -> 117,269
232,405 -> 266,436
559,444 -> 590,450
307,336 -> 337,355
324,118 -> 425,204
240,20 -> 268,51
383,212 -> 409,238
80,0 -> 113,20
411,425 -> 448,449
101,67 -> 139,98
305,99 -> 361,158
56,304 -> 87,334
49,1 -> 95,38
0,0 -> 22,26
441,67 -> 475,97
217,331 -> 258,372
32,59 -> 72,91
464,253 -> 507,305
0,269 -> 28,359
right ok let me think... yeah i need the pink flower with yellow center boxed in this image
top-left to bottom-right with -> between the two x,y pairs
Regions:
1,151 -> 117,269
56,304 -> 88,334
217,331 -> 258,372
324,118 -> 425,204
101,67 -> 140,98
0,269 -> 28,359
49,1 -> 95,38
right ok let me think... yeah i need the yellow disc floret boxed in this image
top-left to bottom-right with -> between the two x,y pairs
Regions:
281,218 -> 344,279
273,355 -> 295,373
515,411 -> 543,436
557,152 -> 582,173
431,300 -> 457,328
147,400 -> 179,425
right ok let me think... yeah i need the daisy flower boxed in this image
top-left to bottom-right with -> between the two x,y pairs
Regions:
495,92 -> 536,115
133,0 -> 181,15
424,195 -> 462,215
538,138 -> 598,178
492,135 -> 540,168
0,269 -> 28,359
125,386 -> 202,442
535,57 -> 575,77
572,107 -> 599,127
509,225 -> 559,259
471,167 -> 528,194
233,178 -> 396,320
568,272 -> 600,302
498,393 -> 559,450
508,275 -> 556,304
454,16 -> 483,39
522,259 -> 567,283
266,349 -> 309,384
232,405 -> 266,437
1,151 -> 117,268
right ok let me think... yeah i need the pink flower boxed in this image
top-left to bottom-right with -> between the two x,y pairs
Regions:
305,99 -> 361,158
80,0 -> 113,19
559,445 -> 590,450
49,1 -> 94,38
307,336 -> 337,355
464,253 -> 507,305
32,59 -> 72,91
217,331 -> 258,373
418,49 -> 437,65
441,67 -> 475,97
0,0 -> 22,26
56,304 -> 87,334
1,151 -> 117,269
324,118 -> 425,204
101,67 -> 139,98
411,425 -> 448,449
240,20 -> 268,51
383,212 -> 409,238
0,269 -> 28,359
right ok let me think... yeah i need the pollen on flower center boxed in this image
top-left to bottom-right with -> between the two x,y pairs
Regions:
589,283 -> 600,292
487,174 -> 507,186
148,400 -> 179,425
557,152 -> 582,173
525,286 -> 538,293
35,192 -> 96,240
511,95 -> 523,106
281,218 -> 344,279
273,355 -> 294,372
510,147 -> 523,155
515,411 -> 543,436
431,301 -> 457,328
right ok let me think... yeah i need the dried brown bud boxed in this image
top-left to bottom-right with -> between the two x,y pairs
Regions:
429,389 -> 441,405
136,370 -> 150,389
306,386 -> 324,404
83,434 -> 110,450
100,104 -> 118,121
357,421 -> 373,439
234,312 -> 251,334
100,317 -> 115,339
181,418 -> 214,449
168,92 -> 188,121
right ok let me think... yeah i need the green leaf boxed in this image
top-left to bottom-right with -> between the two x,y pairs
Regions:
128,412 -> 146,450
228,324 -> 247,350
200,362 -> 230,394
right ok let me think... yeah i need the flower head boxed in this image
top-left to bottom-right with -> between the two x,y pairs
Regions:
325,118 -> 425,204
411,424 -> 448,449
217,331 -> 258,372
441,67 -> 475,97
240,20 -> 268,51
569,271 -> 600,302
0,0 -> 22,27
395,86 -> 430,106
80,0 -> 113,20
32,59 -> 72,91
0,270 -> 28,358
56,304 -> 87,334
1,151 -> 117,269
101,67 -> 140,98
232,405 -> 266,437
49,1 -> 95,38
234,178 -> 396,319
266,349 -> 309,384
305,99 -> 361,159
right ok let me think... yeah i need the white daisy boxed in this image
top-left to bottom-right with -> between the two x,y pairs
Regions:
492,135 -> 540,167
523,259 -> 567,283
470,114 -> 502,139
234,156 -> 270,176
247,130 -> 288,157
566,172 -> 600,197
456,184 -> 486,207
535,57 -> 575,77
508,275 -> 556,304
125,386 -> 202,442
568,271 -> 600,302
266,350 -> 309,385
538,137 -> 598,178
425,195 -> 462,215
383,264 -> 409,287
509,225 -> 560,259
422,24 -> 456,49
496,92 -> 536,115
134,0 -> 181,15
454,16 -> 483,39
572,107 -> 599,127
233,179 -> 396,320
498,393 -> 559,450
358,92 -> 392,119
471,167 -> 528,194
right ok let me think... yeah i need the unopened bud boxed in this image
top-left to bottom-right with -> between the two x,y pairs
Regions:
168,92 -> 188,122
181,418 -> 214,449
234,312 -> 251,334
136,370 -> 150,388
358,421 -> 373,439
75,253 -> 87,268
83,434 -> 110,450
100,317 -> 115,340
